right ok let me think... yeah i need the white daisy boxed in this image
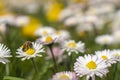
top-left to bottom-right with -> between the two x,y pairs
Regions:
36,34 -> 57,45
35,27 -> 55,37
0,43 -> 12,64
74,54 -> 108,80
76,23 -> 93,32
15,15 -> 30,26
111,49 -> 120,62
95,35 -> 114,45
64,16 -> 79,26
51,71 -> 78,80
16,41 -> 45,61
112,30 -> 120,44
95,50 -> 116,66
59,4 -> 83,21
55,30 -> 70,43
62,40 -> 85,56
0,13 -> 15,25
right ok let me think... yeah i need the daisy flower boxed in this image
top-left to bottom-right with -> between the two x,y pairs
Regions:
0,43 -> 12,64
35,27 -> 55,37
74,54 -> 108,80
15,15 -> 30,26
51,71 -> 78,80
63,16 -> 79,26
112,30 -> 120,44
95,35 -> 114,45
36,34 -> 57,45
95,50 -> 116,66
16,41 -> 44,61
62,40 -> 85,56
111,49 -> 120,62
55,30 -> 70,43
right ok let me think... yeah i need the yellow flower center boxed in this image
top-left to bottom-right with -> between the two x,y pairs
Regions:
26,48 -> 35,55
104,38 -> 109,43
59,74 -> 69,79
45,36 -> 53,43
86,61 -> 97,70
56,31 -> 61,35
114,53 -> 120,57
67,42 -> 76,48
42,30 -> 48,35
101,55 -> 108,60
79,31 -> 86,38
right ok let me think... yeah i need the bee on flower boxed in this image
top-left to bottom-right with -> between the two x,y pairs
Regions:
62,40 -> 85,56
16,41 -> 45,61
74,54 -> 109,80
51,71 -> 78,80
0,43 -> 12,64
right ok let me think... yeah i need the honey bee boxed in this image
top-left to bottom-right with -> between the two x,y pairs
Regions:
22,41 -> 33,52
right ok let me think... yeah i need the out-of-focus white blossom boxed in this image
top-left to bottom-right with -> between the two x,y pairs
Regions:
35,27 -> 55,37
95,35 -> 114,45
15,15 -> 30,27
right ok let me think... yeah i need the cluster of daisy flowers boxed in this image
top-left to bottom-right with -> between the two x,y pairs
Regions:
1,25 -> 120,80
1,39 -> 120,80
50,49 -> 120,80
0,26 -> 86,79
1,0 -> 120,80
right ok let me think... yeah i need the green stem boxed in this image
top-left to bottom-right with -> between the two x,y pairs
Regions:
31,58 -> 38,74
103,45 -> 108,49
92,23 -> 98,37
113,63 -> 118,80
70,53 -> 73,70
88,76 -> 95,80
5,64 -> 9,76
49,45 -> 58,73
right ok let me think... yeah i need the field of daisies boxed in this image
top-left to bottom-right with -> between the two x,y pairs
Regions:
1,0 -> 120,80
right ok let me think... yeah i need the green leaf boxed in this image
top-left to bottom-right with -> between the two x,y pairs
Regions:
3,76 -> 25,80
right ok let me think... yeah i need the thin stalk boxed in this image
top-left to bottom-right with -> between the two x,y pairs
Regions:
5,64 -> 9,76
103,45 -> 108,49
113,63 -> 118,80
92,76 -> 95,80
49,45 -> 58,73
92,23 -> 98,37
87,76 -> 95,80
70,54 -> 73,70
31,58 -> 38,74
